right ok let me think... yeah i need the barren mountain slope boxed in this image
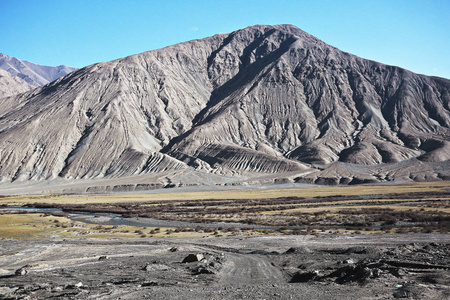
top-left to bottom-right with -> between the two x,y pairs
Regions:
0,68 -> 34,99
0,24 -> 448,184
0,35 -> 227,181
0,53 -> 77,87
164,25 -> 450,169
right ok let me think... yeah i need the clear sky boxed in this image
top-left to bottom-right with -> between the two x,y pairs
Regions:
1,0 -> 449,79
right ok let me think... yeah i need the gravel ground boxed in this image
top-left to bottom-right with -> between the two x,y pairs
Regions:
0,234 -> 449,299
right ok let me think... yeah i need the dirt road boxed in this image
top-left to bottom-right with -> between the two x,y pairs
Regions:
0,234 -> 449,299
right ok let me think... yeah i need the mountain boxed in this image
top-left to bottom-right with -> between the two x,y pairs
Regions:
0,24 -> 448,189
0,68 -> 34,99
0,53 -> 78,87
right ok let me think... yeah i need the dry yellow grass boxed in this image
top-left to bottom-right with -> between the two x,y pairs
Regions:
0,213 -> 73,239
0,181 -> 448,239
202,196 -> 450,212
262,203 -> 450,215
1,181 -> 448,206
0,212 -> 245,240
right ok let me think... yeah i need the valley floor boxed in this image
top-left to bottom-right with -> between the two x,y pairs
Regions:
0,234 -> 449,299
0,181 -> 449,299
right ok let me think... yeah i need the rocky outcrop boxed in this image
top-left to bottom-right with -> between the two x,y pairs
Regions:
0,25 -> 448,183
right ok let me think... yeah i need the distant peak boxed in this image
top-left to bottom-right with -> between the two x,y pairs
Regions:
238,24 -> 299,30
0,53 -> 12,59
273,24 -> 308,34
234,24 -> 319,42
0,54 -> 78,87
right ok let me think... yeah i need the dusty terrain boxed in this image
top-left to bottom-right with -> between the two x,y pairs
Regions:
0,235 -> 449,299
0,181 -> 449,299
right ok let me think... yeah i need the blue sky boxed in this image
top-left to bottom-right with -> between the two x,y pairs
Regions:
1,0 -> 449,79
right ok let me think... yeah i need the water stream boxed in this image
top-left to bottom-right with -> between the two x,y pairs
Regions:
1,206 -> 275,230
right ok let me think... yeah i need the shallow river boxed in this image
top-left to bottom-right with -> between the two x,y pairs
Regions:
1,206 -> 274,230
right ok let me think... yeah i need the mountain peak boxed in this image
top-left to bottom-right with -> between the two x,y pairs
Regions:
0,25 -> 448,186
231,24 -> 320,41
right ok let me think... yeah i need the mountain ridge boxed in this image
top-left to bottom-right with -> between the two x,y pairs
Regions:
0,68 -> 35,99
0,24 -> 448,188
0,53 -> 78,87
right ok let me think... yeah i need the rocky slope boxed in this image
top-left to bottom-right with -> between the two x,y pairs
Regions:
0,24 -> 448,185
0,69 -> 34,99
0,53 -> 77,87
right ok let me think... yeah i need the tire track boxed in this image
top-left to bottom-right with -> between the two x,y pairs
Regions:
219,253 -> 285,285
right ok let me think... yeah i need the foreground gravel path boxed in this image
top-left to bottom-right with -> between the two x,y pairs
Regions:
0,234 -> 449,299
219,253 -> 285,285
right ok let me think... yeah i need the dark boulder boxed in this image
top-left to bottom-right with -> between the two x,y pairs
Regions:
182,253 -> 204,263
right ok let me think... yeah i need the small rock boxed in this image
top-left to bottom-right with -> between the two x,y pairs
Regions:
345,247 -> 368,254
169,247 -> 178,252
66,282 -> 83,289
142,281 -> 159,287
15,268 -> 27,276
143,265 -> 152,271
343,258 -> 355,264
371,268 -> 381,278
98,256 -> 108,260
194,266 -> 216,274
285,247 -> 311,254
142,264 -> 169,271
393,290 -> 408,298
182,253 -> 204,263
332,265 -> 373,284
290,270 -> 320,283
391,268 -> 406,278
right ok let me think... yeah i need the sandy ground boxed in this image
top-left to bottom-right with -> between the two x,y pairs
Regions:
0,234 -> 449,299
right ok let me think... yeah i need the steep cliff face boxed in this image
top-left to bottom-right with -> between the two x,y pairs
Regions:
0,25 -> 448,183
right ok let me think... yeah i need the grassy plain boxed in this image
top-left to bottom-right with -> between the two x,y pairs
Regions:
0,212 -> 232,240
